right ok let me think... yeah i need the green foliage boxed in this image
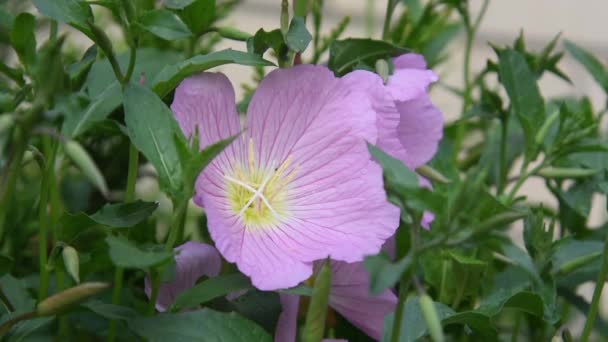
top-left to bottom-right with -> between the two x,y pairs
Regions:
1,0 -> 607,341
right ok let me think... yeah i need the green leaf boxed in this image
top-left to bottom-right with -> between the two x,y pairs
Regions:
81,300 -> 138,320
105,235 -> 173,269
138,9 -> 192,40
163,0 -> 197,9
447,250 -> 487,266
382,296 -> 455,342
10,13 -> 36,67
90,200 -> 159,228
247,29 -> 287,57
152,49 -> 274,98
497,49 -> 546,160
286,16 -> 312,53
365,253 -> 412,295
0,254 -> 13,276
183,135 -> 238,191
564,40 -> 608,93
329,38 -> 408,76
32,0 -> 93,38
230,290 -> 282,333
177,0 -> 215,35
368,143 -> 419,196
68,45 -> 98,89
128,309 -> 272,341
124,82 -> 184,197
62,81 -> 122,138
552,238 -> 602,279
172,273 -> 253,311
63,139 -> 109,198
302,259 -> 331,342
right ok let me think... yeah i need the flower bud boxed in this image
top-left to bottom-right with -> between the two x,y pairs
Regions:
538,166 -> 598,179
534,109 -> 560,146
416,165 -> 451,184
216,27 -> 252,42
62,245 -> 80,284
375,59 -> 390,84
37,282 -> 110,316
419,294 -> 445,342
64,139 -> 109,198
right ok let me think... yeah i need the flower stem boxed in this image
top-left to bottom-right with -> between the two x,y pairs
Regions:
165,199 -> 189,252
497,117 -> 509,194
382,0 -> 398,40
580,233 -> 608,342
391,277 -> 411,342
108,144 -> 138,342
147,273 -> 160,315
37,145 -> 57,301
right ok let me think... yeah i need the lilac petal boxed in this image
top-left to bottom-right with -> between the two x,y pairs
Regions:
145,242 -> 221,311
199,65 -> 399,290
329,260 -> 397,340
386,68 -> 438,103
393,53 -> 428,70
275,294 -> 300,342
395,95 -> 444,169
171,72 -> 243,208
342,70 -> 407,164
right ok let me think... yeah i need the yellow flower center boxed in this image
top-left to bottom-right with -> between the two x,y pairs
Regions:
225,139 -> 296,229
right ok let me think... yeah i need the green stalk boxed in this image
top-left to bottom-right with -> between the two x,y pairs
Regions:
382,0 -> 398,40
497,117 -> 509,194
0,128 -> 28,241
391,277 -> 410,342
37,145 -> 57,301
580,234 -> 608,342
147,274 -> 160,315
164,199 -> 189,252
108,144 -> 138,342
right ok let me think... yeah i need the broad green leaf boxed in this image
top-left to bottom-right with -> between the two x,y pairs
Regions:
86,48 -> 183,96
124,82 -> 184,197
183,135 -> 238,191
368,143 -> 419,196
105,235 -> 172,269
564,40 -> 608,93
382,296 -> 455,342
0,275 -> 35,311
64,139 -> 109,198
4,317 -> 54,341
447,251 -> 487,266
62,81 -> 122,138
32,0 -> 93,38
128,309 -> 272,341
178,0 -> 215,35
279,284 -> 313,296
247,29 -> 287,57
152,49 -> 274,98
81,300 -> 138,320
68,45 -> 97,89
10,13 -> 36,67
286,16 -> 312,53
329,38 -> 408,76
498,49 -> 545,159
172,273 -> 253,311
138,9 -> 192,40
164,0 -> 197,9
302,260 -> 331,342
90,200 -> 159,228
0,253 -> 13,276
230,290 -> 282,333
552,238 -> 602,280
365,253 -> 412,295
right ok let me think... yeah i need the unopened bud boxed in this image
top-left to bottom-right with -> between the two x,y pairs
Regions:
534,109 -> 560,146
64,139 -> 109,198
419,294 -> 445,342
281,0 -> 290,36
416,165 -> 451,184
62,246 -> 80,284
216,27 -> 252,41
37,282 -> 110,316
538,167 -> 598,179
375,59 -> 390,84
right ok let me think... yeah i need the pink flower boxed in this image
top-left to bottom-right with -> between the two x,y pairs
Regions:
145,242 -> 221,311
171,65 -> 400,290
275,260 -> 397,341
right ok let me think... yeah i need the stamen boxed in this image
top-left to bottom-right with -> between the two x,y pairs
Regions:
238,170 -> 274,216
224,175 -> 258,194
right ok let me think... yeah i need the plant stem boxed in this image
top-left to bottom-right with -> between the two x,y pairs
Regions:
391,277 -> 410,342
165,199 -> 189,252
37,149 -> 55,301
108,144 -> 138,342
382,0 -> 398,40
580,233 -> 608,342
0,311 -> 37,338
497,118 -> 509,194
147,274 -> 160,315
122,41 -> 138,86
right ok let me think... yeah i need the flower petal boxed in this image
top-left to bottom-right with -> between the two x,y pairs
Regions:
393,53 -> 428,70
395,95 -> 443,168
145,242 -> 221,311
275,294 -> 300,342
171,72 -> 243,208
385,68 -> 438,103
342,70 -> 408,164
329,260 -> 397,340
